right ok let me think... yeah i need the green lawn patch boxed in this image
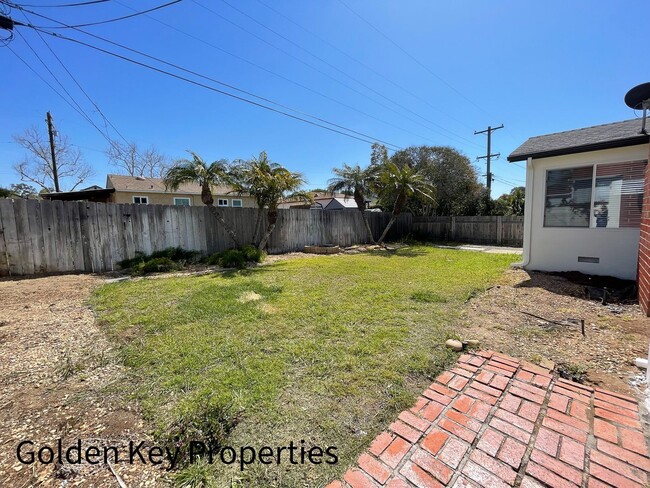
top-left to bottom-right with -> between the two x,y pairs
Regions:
92,245 -> 517,487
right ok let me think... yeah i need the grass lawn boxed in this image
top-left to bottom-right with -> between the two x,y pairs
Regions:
92,245 -> 517,487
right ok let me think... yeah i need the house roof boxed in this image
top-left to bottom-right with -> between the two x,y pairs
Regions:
106,174 -> 233,195
508,119 -> 649,162
325,197 -> 359,209
42,188 -> 115,201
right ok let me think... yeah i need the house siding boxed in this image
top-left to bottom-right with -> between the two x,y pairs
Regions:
109,191 -> 257,208
525,144 -> 648,281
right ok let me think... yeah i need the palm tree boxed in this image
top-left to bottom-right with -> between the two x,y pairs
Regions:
163,151 -> 241,247
230,151 -> 280,246
327,163 -> 376,244
375,161 -> 434,245
258,165 -> 309,251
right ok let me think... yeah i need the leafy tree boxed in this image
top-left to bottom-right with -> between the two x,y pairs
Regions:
492,186 -> 525,216
13,125 -> 93,192
0,187 -> 12,198
376,145 -> 485,216
10,183 -> 38,198
163,151 -> 241,247
106,141 -> 169,178
373,160 -> 434,245
327,163 -> 376,244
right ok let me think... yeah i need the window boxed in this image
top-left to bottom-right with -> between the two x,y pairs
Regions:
217,199 -> 229,207
544,161 -> 645,228
174,197 -> 191,206
544,166 -> 593,227
591,161 -> 645,228
133,196 -> 149,204
231,199 -> 243,208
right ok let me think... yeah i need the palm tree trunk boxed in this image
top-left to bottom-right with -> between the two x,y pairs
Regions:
257,209 -> 278,251
360,209 -> 376,244
377,190 -> 406,246
354,190 -> 375,244
377,215 -> 397,245
252,205 -> 264,246
207,204 -> 241,247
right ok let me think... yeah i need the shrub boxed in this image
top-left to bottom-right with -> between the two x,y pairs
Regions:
204,251 -> 223,266
241,245 -> 266,263
134,257 -> 181,275
149,247 -> 201,263
118,247 -> 200,270
204,247 -> 266,268
117,252 -> 146,270
218,249 -> 246,269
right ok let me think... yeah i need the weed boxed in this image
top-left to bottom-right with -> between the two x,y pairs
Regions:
55,351 -> 80,380
174,459 -> 215,488
557,362 -> 588,383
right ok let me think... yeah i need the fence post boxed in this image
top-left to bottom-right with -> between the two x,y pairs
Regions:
496,216 -> 503,246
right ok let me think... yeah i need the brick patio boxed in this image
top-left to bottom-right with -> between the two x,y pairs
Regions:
327,351 -> 650,488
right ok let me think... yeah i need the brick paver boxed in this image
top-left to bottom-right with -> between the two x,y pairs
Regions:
329,351 -> 650,488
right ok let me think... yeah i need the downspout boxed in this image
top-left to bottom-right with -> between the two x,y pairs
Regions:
516,157 -> 534,267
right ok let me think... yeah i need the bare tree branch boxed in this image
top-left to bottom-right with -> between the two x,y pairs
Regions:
106,141 -> 169,178
12,125 -> 93,192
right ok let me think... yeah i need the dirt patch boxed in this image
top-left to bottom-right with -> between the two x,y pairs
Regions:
238,291 -> 263,303
0,275 -> 166,487
459,268 -> 649,398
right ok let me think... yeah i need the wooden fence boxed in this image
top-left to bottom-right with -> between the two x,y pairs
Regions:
412,216 -> 523,247
0,199 -> 411,276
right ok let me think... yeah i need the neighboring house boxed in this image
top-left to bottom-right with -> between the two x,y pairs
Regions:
280,192 -> 368,210
105,174 -> 256,208
508,118 -> 649,283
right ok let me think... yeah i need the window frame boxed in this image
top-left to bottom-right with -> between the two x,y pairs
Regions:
217,198 -> 229,207
133,196 -> 149,204
173,197 -> 192,206
231,199 -> 243,208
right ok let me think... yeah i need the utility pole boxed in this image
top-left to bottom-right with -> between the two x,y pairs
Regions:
46,111 -> 61,192
475,124 -> 504,195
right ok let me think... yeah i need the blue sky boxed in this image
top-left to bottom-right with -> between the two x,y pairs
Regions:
2,0 -> 649,197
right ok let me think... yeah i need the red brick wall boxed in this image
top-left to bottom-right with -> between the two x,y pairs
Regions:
637,148 -> 650,315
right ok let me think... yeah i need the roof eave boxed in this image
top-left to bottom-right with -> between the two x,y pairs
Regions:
507,136 -> 650,162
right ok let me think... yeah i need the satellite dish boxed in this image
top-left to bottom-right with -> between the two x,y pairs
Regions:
625,82 -> 650,134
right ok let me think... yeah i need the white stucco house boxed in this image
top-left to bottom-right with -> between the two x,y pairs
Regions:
508,119 -> 649,281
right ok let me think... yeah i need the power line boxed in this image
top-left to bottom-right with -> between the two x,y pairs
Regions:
191,0 -> 459,146
337,0 -> 491,118
9,5 -> 409,150
111,0 -> 438,146
254,0 -> 480,139
7,43 -> 94,123
18,0 -> 110,7
14,29 -> 98,130
21,25 -> 405,149
212,0 -> 481,150
24,0 -> 182,29
13,28 -> 121,149
20,9 -> 128,150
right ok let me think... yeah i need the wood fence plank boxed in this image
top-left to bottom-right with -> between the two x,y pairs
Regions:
13,199 -> 35,275
27,200 -> 45,273
0,199 -> 16,275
